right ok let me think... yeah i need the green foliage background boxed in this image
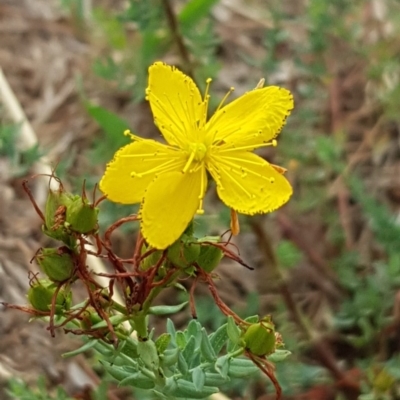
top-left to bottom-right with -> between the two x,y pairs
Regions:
4,0 -> 400,399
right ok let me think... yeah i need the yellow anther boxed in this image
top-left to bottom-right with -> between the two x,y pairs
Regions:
255,78 -> 265,89
272,139 -> 277,147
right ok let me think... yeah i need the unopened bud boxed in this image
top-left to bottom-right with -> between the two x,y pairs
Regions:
27,279 -> 71,313
64,195 -> 99,234
242,316 -> 276,356
197,245 -> 223,272
167,238 -> 200,268
35,247 -> 74,282
43,189 -> 75,245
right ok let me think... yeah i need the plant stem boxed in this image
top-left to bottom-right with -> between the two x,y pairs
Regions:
161,0 -> 194,77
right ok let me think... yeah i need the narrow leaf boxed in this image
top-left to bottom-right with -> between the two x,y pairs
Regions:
192,366 -> 206,391
227,316 -> 241,345
215,355 -> 230,378
228,357 -> 259,378
209,323 -> 228,354
177,352 -> 189,375
148,301 -> 188,315
200,328 -> 217,362
182,335 -> 196,364
62,339 -> 97,358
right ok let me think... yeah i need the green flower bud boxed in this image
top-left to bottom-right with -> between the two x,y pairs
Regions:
197,245 -> 223,272
64,195 -> 99,234
27,279 -> 71,313
43,189 -> 75,244
44,189 -> 69,229
242,316 -> 276,356
35,247 -> 74,282
167,238 -> 200,268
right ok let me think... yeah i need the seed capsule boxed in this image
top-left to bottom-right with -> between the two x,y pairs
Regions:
197,245 -> 223,272
35,247 -> 75,282
167,238 -> 200,268
64,195 -> 99,234
242,316 -> 276,356
27,279 -> 71,313
43,189 -> 75,245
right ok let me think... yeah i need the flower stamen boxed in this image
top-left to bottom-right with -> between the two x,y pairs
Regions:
216,139 -> 278,153
130,158 -> 184,178
182,150 -> 196,173
216,157 -> 272,183
196,167 -> 206,215
216,87 -> 235,113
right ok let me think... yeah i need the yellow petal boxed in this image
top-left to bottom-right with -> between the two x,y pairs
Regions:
100,139 -> 186,204
206,86 -> 293,147
140,169 -> 207,249
207,151 -> 292,214
147,62 -> 204,147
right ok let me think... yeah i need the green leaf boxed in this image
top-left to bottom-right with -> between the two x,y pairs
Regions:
92,342 -> 114,358
179,0 -> 219,29
90,314 -> 127,329
268,349 -> 292,362
137,339 -> 159,370
215,354 -> 230,378
177,352 -> 189,376
227,316 -> 241,345
244,315 -> 260,324
192,366 -> 206,391
85,102 -> 130,159
85,103 -> 129,141
160,347 -> 179,367
102,363 -> 133,382
209,323 -> 228,354
155,333 -> 171,354
204,372 -> 229,386
176,331 -> 187,350
182,335 -> 196,364
167,378 -> 219,399
228,357 -> 259,378
166,318 -> 177,339
200,328 -> 217,362
62,339 -> 97,358
119,372 -> 156,389
148,301 -> 188,315
120,338 -> 139,359
186,319 -> 201,343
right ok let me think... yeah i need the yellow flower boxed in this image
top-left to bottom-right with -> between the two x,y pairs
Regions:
100,62 -> 293,249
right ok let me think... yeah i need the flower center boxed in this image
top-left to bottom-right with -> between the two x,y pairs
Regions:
182,142 -> 207,173
190,142 -> 207,161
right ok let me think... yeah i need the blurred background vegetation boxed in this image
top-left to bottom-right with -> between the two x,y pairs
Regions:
1,0 -> 400,399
